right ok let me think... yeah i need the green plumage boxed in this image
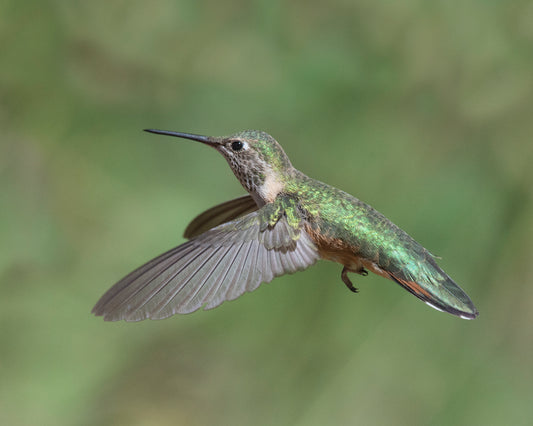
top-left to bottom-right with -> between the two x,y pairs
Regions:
283,173 -> 477,317
92,129 -> 478,321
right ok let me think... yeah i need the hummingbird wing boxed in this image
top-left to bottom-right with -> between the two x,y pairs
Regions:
92,205 -> 319,321
184,195 -> 258,239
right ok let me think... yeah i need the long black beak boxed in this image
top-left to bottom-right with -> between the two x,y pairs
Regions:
144,129 -> 218,145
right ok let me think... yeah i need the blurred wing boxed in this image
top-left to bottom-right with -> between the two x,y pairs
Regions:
92,210 -> 319,321
184,195 -> 258,239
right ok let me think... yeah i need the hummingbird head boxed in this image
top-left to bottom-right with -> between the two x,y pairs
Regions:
144,129 -> 294,204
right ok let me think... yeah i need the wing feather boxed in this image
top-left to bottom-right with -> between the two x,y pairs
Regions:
120,245 -> 202,318
173,246 -> 228,314
184,245 -> 236,312
204,243 -> 248,310
184,195 -> 258,239
93,208 -> 320,321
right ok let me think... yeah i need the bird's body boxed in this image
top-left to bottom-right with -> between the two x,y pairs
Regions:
92,129 -> 478,321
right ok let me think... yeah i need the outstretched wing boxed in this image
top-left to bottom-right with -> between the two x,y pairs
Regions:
184,195 -> 258,239
92,206 -> 319,321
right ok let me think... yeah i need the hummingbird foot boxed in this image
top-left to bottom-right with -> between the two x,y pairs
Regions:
358,267 -> 368,276
341,266 -> 359,293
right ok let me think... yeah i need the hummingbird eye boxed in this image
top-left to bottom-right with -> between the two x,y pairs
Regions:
230,140 -> 245,152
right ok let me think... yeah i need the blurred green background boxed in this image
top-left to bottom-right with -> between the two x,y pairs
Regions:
1,1 -> 532,425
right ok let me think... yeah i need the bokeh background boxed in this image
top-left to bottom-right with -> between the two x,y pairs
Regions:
1,1 -> 533,425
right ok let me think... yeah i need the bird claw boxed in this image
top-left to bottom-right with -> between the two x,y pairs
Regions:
359,268 -> 368,276
341,266 -> 359,293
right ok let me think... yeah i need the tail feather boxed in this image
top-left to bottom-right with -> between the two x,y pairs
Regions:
387,264 -> 479,320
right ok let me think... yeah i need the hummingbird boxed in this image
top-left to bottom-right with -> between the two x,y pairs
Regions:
92,129 -> 479,321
